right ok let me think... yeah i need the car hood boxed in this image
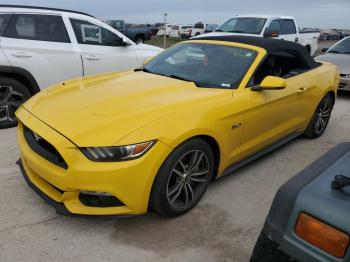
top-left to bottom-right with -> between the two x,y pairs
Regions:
191,31 -> 260,39
134,43 -> 163,52
315,53 -> 350,75
22,71 -> 223,147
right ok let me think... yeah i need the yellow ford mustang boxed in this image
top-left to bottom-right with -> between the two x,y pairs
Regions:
16,36 -> 339,218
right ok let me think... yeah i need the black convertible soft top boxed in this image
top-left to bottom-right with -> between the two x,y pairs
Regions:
193,35 -> 319,69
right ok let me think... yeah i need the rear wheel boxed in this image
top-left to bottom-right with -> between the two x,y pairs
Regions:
150,138 -> 214,217
304,93 -> 333,138
0,77 -> 31,129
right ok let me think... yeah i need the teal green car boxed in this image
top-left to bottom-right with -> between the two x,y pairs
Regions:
251,143 -> 350,261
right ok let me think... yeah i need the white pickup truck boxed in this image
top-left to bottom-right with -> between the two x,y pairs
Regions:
196,15 -> 320,56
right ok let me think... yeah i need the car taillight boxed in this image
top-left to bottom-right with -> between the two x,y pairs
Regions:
295,213 -> 349,258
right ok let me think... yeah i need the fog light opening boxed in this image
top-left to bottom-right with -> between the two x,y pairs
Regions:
79,191 -> 124,207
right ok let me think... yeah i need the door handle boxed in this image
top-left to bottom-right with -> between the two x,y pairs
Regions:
297,87 -> 307,95
11,52 -> 32,58
85,55 -> 100,61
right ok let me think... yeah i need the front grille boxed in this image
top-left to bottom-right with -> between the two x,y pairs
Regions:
340,74 -> 348,77
23,125 -> 68,169
339,83 -> 346,88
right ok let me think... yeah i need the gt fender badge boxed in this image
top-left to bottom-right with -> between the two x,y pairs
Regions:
232,123 -> 242,129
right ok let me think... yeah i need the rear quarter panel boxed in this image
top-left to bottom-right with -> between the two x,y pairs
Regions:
301,62 -> 339,130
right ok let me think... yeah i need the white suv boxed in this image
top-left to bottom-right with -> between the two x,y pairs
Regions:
0,5 -> 163,128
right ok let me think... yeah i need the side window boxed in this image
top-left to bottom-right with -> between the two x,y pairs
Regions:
280,19 -> 297,35
70,18 -> 122,46
250,51 -> 309,86
0,14 -> 12,36
265,20 -> 281,35
5,14 -> 70,43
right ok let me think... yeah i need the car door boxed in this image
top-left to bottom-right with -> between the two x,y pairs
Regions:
68,17 -> 139,76
238,52 -> 309,159
264,19 -> 282,38
279,19 -> 298,43
1,13 -> 82,89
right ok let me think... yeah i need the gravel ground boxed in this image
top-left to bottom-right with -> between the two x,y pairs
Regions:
0,40 -> 348,262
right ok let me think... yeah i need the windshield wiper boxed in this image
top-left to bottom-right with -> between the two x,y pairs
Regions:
168,74 -> 206,87
169,74 -> 193,82
227,30 -> 245,33
214,29 -> 224,32
134,67 -> 149,72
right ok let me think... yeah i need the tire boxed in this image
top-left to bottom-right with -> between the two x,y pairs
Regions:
250,233 -> 296,262
0,77 -> 31,129
305,45 -> 311,55
150,138 -> 215,217
304,93 -> 333,138
135,35 -> 145,44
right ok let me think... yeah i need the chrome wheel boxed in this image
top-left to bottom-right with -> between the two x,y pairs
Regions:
166,150 -> 210,210
0,85 -> 25,123
314,97 -> 332,135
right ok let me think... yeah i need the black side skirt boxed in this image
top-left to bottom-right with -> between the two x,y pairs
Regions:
221,132 -> 301,177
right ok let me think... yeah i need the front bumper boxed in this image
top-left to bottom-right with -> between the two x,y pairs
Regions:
339,76 -> 350,91
16,107 -> 171,217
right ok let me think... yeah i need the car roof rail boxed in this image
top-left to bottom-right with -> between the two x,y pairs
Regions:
0,5 -> 94,18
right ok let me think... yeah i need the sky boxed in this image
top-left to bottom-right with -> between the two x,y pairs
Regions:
1,0 -> 349,29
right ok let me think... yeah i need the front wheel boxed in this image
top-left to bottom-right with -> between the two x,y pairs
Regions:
304,93 -> 333,138
150,138 -> 214,217
0,77 -> 31,129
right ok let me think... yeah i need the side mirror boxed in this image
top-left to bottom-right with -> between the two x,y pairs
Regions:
264,31 -> 279,38
113,37 -> 131,47
251,76 -> 287,91
321,48 -> 328,53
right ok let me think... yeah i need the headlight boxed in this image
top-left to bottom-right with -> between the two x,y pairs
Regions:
80,140 -> 156,162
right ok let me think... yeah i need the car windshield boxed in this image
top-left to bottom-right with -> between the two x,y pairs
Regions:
328,38 -> 350,54
143,43 -> 257,89
215,17 -> 267,35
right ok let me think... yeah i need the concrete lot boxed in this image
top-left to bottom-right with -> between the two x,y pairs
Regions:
0,92 -> 349,262
0,40 -> 349,262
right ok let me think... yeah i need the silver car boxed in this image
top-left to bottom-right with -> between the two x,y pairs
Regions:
316,37 -> 350,91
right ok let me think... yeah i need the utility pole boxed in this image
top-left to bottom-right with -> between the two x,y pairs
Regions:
163,12 -> 167,48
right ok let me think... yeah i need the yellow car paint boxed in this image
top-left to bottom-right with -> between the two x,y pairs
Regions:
16,40 -> 339,216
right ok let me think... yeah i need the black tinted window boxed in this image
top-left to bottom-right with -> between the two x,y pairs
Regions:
216,18 -> 267,35
0,14 -> 12,36
265,20 -> 281,34
5,14 -> 70,42
280,19 -> 297,35
70,18 -> 122,46
251,51 -> 308,85
328,38 -> 350,54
